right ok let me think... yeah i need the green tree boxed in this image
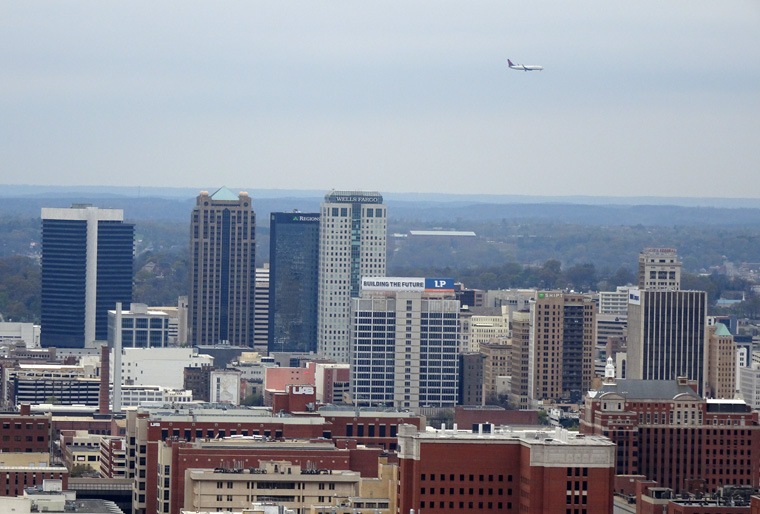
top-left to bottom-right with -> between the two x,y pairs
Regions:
428,409 -> 455,429
241,392 -> 263,406
69,463 -> 91,478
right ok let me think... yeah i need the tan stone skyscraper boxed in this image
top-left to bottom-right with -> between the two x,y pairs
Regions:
706,323 -> 736,399
189,188 -> 256,346
317,190 -> 386,363
528,292 -> 596,404
638,247 -> 681,290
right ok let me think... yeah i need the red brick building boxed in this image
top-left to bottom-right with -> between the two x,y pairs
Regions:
0,404 -> 51,453
157,437 -> 383,514
0,467 -> 69,497
581,378 -> 760,493
100,436 -> 127,478
397,423 -> 615,514
454,406 -> 539,427
127,403 -> 423,514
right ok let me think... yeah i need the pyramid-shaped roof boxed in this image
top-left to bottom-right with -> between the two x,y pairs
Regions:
211,187 -> 239,201
714,322 -> 732,337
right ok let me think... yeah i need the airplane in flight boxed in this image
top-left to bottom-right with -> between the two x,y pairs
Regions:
508,59 -> 543,72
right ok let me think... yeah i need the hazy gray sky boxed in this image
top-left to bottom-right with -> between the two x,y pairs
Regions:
2,1 -> 759,197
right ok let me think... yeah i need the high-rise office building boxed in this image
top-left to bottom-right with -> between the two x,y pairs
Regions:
706,323 -> 736,399
350,277 -> 459,409
41,205 -> 133,348
189,188 -> 256,347
628,247 -> 709,394
527,292 -> 596,404
318,190 -> 386,363
254,266 -> 269,350
638,247 -> 681,291
627,288 -> 708,394
509,310 -> 531,409
268,212 -> 320,353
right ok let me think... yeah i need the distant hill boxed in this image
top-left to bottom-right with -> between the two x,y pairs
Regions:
1,185 -> 760,226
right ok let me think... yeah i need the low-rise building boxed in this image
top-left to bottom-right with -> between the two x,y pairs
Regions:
581,377 -> 760,493
184,460 -> 361,514
0,404 -> 52,453
118,384 -> 193,408
397,423 -> 615,514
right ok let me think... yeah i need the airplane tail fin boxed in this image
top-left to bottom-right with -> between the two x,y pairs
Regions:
508,59 -> 514,66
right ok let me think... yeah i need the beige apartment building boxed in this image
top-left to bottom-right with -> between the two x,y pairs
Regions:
184,459 -> 394,514
528,292 -> 596,405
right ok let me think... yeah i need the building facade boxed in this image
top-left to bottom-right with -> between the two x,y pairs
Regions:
268,212 -> 320,354
41,205 -> 133,348
397,424 -> 615,514
638,248 -> 682,291
317,191 -> 386,363
350,279 -> 459,409
189,188 -> 256,346
107,303 -> 171,348
581,378 -> 760,493
706,323 -> 737,399
481,341 -> 510,403
509,311 -> 531,409
527,292 -> 596,404
598,286 -> 630,316
458,353 -> 485,406
254,266 -> 270,350
627,289 -> 708,394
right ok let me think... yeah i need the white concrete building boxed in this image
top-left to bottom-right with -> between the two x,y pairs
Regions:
469,311 -> 509,353
254,266 -> 270,350
117,385 -> 193,407
230,352 -> 277,383
114,347 -> 213,389
739,364 -> 760,410
485,289 -> 536,321
350,278 -> 459,409
210,369 -> 242,404
0,322 -> 40,348
317,191 -> 387,363
107,303 -> 171,348
150,296 -> 188,346
598,286 -> 630,315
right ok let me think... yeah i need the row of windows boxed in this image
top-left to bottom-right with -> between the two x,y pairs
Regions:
421,474 -> 512,482
1,423 -> 47,430
420,501 -> 511,509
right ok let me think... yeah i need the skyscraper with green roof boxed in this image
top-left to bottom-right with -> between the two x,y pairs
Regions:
189,188 -> 256,346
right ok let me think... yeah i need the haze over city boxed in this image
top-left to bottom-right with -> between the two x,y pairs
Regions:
2,1 -> 759,197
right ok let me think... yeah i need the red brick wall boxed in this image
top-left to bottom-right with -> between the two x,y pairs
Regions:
0,414 -> 51,453
399,439 -> 613,514
454,408 -> 538,428
0,470 -> 68,497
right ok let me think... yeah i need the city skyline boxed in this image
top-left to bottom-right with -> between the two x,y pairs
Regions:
1,1 -> 759,198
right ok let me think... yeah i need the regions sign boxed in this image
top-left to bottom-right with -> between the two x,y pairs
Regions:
361,277 -> 454,293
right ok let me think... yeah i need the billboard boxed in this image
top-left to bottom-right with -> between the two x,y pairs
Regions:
628,288 -> 641,305
361,277 -> 454,293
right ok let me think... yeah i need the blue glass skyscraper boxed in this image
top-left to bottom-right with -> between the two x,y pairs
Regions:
41,205 -> 134,348
268,212 -> 320,353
